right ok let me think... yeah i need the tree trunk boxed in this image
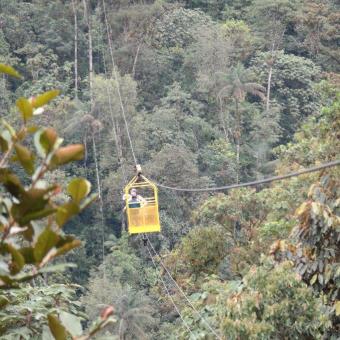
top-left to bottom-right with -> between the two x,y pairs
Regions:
92,133 -> 106,278
235,100 -> 240,184
131,43 -> 141,79
266,43 -> 276,112
0,75 -> 6,113
83,0 -> 93,111
255,150 -> 260,180
102,0 -> 115,70
218,96 -> 229,142
71,0 -> 78,99
266,65 -> 272,112
83,134 -> 88,175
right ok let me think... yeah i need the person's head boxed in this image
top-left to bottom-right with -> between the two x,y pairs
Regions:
130,188 -> 137,197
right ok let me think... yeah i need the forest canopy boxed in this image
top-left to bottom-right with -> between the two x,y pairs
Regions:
0,0 -> 339,339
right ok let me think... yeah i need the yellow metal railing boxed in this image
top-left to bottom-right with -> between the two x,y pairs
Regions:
124,175 -> 161,234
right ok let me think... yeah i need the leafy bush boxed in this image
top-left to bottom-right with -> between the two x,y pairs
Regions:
194,188 -> 267,244
220,258 -> 330,339
0,284 -> 85,339
271,172 -> 340,337
166,226 -> 227,279
178,258 -> 331,339
0,64 -> 115,339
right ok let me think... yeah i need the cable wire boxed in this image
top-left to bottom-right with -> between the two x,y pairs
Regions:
146,236 -> 222,340
150,159 -> 340,192
98,5 -> 338,338
97,7 -> 338,337
146,244 -> 196,339
101,5 -> 339,195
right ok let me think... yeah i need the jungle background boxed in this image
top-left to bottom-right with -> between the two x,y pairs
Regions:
0,0 -> 339,339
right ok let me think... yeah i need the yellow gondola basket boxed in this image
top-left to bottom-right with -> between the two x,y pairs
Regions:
124,174 -> 161,234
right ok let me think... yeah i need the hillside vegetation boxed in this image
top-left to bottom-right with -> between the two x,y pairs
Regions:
0,0 -> 339,339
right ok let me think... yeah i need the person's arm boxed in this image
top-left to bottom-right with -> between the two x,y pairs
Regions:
138,195 -> 147,206
122,194 -> 129,211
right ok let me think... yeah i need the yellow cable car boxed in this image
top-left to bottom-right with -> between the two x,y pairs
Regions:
124,167 -> 160,234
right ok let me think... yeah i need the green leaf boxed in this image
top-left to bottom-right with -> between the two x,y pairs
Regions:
41,128 -> 58,153
33,130 -> 46,158
56,234 -> 77,248
19,247 -> 35,264
14,143 -> 35,175
0,295 -> 10,308
11,187 -> 56,226
310,274 -> 317,285
2,119 -> 16,137
52,144 -> 84,166
80,193 -> 98,210
34,228 -> 59,262
0,275 -> 16,288
48,314 -> 68,340
20,207 -> 56,225
34,128 -> 62,160
39,263 -> 77,274
0,131 -> 11,150
59,311 -> 83,337
67,178 -> 91,204
87,317 -> 116,336
0,64 -> 21,78
33,90 -> 60,108
0,243 -> 25,275
0,169 -> 24,198
0,135 -> 9,152
16,97 -> 33,122
56,202 -> 80,227
55,239 -> 81,257
22,223 -> 34,242
336,301 -> 340,316
34,129 -> 52,158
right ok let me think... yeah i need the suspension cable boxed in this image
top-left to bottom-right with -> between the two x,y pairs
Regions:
101,35 -> 129,235
146,244 -> 196,339
146,235 -> 222,340
100,1 -> 340,194
102,0 -> 138,166
150,159 -> 340,192
87,18 -> 107,272
101,4 -> 339,194
97,6 -> 336,338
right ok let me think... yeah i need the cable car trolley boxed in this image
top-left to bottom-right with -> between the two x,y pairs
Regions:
124,165 -> 160,234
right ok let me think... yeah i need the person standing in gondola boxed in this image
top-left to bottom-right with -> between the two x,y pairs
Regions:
123,188 -> 146,209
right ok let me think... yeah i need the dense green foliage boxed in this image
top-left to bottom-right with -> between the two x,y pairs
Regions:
0,66 -> 115,338
0,283 -> 85,338
0,0 -> 339,338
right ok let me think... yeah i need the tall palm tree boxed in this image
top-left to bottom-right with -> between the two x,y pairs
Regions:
115,290 -> 157,340
218,63 -> 266,183
85,282 -> 157,339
